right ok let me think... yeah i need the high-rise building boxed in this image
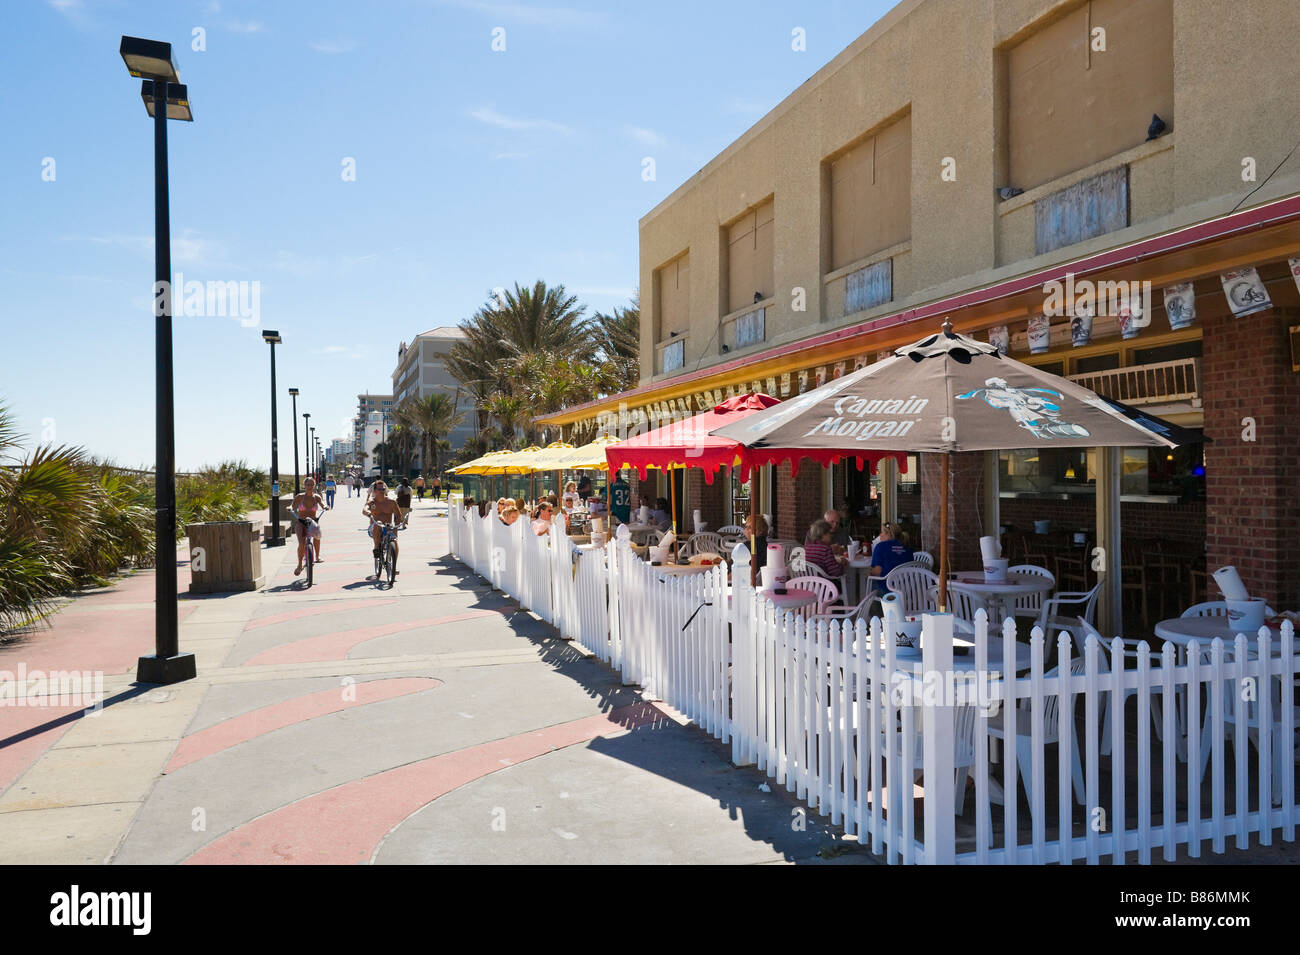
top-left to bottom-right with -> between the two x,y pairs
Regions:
391,326 -> 475,459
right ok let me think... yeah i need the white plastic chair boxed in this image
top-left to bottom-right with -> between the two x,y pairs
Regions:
716,524 -> 745,550
985,657 -> 1087,813
1008,564 -> 1055,622
885,565 -> 939,616
947,581 -> 989,629
788,546 -> 832,580
912,550 -> 934,570
1078,619 -> 1167,757
1038,581 -> 1101,654
684,532 -> 723,558
785,575 -> 840,615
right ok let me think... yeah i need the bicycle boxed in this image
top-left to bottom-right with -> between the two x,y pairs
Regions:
297,517 -> 320,588
372,522 -> 406,588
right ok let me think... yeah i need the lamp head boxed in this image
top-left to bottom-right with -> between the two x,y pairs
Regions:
262,330 -> 282,344
120,36 -> 179,82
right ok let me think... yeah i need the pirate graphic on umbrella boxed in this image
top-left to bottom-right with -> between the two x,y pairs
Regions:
956,377 -> 1091,440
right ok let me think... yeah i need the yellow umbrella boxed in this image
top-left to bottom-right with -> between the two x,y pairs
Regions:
552,434 -> 621,470
449,449 -> 515,475
479,446 -> 543,475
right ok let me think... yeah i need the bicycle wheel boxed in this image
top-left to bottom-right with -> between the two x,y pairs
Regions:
386,540 -> 397,587
305,538 -> 314,588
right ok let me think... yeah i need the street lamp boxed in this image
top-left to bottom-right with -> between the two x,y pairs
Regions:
303,412 -> 311,486
121,35 -> 195,686
310,426 -> 317,480
262,331 -> 284,546
288,388 -> 301,496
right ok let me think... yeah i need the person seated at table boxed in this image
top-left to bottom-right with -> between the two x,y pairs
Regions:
587,495 -> 607,519
562,482 -> 580,510
805,519 -> 847,579
501,505 -> 520,526
824,509 -> 851,547
650,497 -> 672,530
532,501 -> 555,536
869,522 -> 914,593
577,475 -> 593,503
745,512 -> 769,570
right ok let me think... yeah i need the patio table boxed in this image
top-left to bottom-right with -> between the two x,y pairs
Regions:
1154,615 -> 1296,764
949,571 -> 1054,621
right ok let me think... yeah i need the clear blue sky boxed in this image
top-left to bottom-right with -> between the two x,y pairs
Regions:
1,0 -> 893,470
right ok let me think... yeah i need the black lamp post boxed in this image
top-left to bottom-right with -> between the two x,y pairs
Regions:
263,330 -> 285,546
288,388 -> 300,496
303,413 -> 311,486
121,36 -> 195,686
310,427 -> 317,480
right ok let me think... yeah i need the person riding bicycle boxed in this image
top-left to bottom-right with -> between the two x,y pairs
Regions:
363,480 -> 405,575
292,476 -> 330,576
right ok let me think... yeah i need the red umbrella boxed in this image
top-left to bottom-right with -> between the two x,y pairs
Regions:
608,393 -> 903,565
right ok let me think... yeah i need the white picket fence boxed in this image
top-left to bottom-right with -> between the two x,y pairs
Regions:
447,502 -> 1299,864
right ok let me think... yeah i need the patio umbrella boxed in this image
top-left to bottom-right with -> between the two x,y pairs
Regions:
710,321 -> 1192,609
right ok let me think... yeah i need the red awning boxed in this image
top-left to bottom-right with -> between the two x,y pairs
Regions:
606,393 -> 905,483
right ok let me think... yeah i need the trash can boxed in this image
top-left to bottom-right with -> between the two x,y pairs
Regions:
187,521 -> 264,593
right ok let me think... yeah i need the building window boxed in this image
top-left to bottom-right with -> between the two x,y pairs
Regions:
844,259 -> 893,314
725,199 -> 774,315
662,339 -> 685,373
1035,166 -> 1129,254
732,307 -> 766,349
655,251 -> 690,369
1007,0 -> 1174,191
828,112 -> 911,272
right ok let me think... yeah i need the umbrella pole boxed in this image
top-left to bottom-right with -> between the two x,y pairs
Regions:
749,466 -> 758,588
670,468 -> 678,562
939,452 -> 949,613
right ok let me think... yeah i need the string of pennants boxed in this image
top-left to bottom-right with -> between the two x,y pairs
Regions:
985,264 -> 1291,356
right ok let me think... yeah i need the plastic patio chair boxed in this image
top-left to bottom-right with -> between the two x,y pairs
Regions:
785,575 -> 841,614
884,565 -> 939,616
1036,581 -> 1101,653
1008,563 -> 1055,622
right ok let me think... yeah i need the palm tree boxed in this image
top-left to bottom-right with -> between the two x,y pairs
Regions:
395,393 -> 465,475
592,294 -> 640,393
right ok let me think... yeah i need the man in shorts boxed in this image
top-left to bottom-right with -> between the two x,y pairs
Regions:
362,480 -> 406,575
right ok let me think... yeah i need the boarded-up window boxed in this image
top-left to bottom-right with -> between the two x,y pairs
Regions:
829,113 -> 911,272
1008,0 -> 1174,190
726,199 -> 775,314
662,339 -> 685,373
734,308 -> 765,349
1035,166 -> 1129,254
655,252 -> 690,342
845,259 -> 893,314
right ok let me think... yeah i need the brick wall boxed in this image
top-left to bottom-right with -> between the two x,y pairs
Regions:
773,461 -> 825,542
685,468 -> 729,532
1202,305 -> 1300,609
920,452 -> 985,573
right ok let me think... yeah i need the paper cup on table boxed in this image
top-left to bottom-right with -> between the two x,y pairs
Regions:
984,558 -> 1009,583
1213,566 -> 1249,601
979,535 -> 1001,563
760,565 -> 775,591
1226,598 -> 1266,632
638,505 -> 649,524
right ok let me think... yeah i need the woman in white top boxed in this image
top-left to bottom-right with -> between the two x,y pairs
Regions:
561,481 -> 580,511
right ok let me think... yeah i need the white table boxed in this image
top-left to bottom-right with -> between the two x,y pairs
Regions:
844,557 -> 879,606
1153,615 -> 1290,653
1154,615 -> 1295,764
760,587 -> 819,615
949,571 -> 1054,621
653,562 -> 714,578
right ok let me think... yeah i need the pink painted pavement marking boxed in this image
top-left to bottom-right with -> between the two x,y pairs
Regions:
245,598 -> 398,631
241,607 -> 516,667
184,702 -> 672,865
165,677 -> 441,773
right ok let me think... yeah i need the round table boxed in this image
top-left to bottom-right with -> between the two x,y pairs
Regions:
1153,616 -> 1290,655
653,562 -> 715,578
760,587 -> 819,614
844,557 -> 879,606
949,571 -> 1054,621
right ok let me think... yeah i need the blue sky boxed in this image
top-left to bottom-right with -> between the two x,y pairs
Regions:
1,0 -> 893,470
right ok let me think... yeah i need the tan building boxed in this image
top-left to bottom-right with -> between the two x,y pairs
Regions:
541,0 -> 1300,625
391,326 -> 474,452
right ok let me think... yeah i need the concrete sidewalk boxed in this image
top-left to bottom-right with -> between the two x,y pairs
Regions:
0,492 -> 867,864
